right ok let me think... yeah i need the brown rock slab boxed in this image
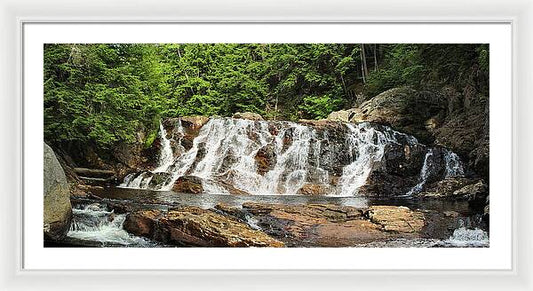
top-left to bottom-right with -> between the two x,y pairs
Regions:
124,207 -> 284,247
365,206 -> 425,233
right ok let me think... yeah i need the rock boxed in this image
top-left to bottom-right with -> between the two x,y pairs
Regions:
214,203 -> 247,221
298,119 -> 344,129
255,143 -> 276,175
417,177 -> 485,201
123,210 -> 163,237
43,143 -> 72,241
345,87 -> 445,142
326,109 -> 357,122
241,202 -> 416,247
297,183 -> 330,195
365,206 -> 425,233
434,97 -> 489,179
164,116 -> 210,152
125,207 -> 284,247
452,180 -> 488,205
179,115 -> 210,129
233,112 -> 264,121
172,175 -> 204,194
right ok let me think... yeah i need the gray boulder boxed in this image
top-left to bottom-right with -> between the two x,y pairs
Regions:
44,143 -> 72,241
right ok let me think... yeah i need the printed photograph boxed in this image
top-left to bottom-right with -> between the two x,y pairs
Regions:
43,43 -> 489,247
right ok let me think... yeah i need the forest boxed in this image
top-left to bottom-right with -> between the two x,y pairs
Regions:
44,43 -> 488,150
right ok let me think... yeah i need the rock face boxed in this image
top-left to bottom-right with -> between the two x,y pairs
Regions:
124,207 -> 284,247
433,98 -> 489,179
233,112 -> 264,121
43,143 -> 72,241
239,202 -> 428,247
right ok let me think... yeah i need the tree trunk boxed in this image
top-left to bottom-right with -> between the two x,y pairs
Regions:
374,44 -> 378,71
177,46 -> 195,96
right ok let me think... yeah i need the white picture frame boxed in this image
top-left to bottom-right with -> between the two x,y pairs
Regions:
1,0 -> 532,290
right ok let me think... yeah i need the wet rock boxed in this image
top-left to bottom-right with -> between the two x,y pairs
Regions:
125,207 -> 284,247
165,116 -> 209,151
172,175 -> 204,194
365,206 -> 425,233
124,210 -> 163,237
255,143 -> 277,175
147,172 -> 172,188
214,203 -> 248,221
241,202 -> 417,247
483,196 -> 490,223
417,177 -> 485,201
233,112 -> 264,121
298,119 -> 344,129
452,180 -> 488,205
44,143 -> 72,241
297,183 -> 330,195
214,176 -> 251,195
434,97 -> 489,179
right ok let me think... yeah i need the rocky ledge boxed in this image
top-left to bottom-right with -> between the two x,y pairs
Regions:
212,202 -> 453,247
124,206 -> 284,247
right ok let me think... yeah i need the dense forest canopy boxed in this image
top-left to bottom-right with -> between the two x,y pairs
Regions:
44,43 -> 488,150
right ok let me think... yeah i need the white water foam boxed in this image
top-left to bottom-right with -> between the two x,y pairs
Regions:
67,204 -> 156,247
121,118 -> 464,197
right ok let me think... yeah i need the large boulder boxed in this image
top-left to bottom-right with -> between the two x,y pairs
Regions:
172,175 -> 204,194
124,207 -> 284,247
43,143 -> 72,241
326,109 -> 358,122
344,87 -> 446,143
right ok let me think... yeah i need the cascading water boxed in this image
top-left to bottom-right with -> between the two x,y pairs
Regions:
444,149 -> 465,178
337,123 -> 416,196
153,121 -> 175,173
67,203 -> 156,247
405,147 -> 466,196
121,120 -> 184,189
406,149 -> 434,196
120,117 -> 464,197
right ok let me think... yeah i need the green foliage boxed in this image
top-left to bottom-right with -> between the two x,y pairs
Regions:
44,43 -> 489,151
364,44 -> 489,98
299,95 -> 342,120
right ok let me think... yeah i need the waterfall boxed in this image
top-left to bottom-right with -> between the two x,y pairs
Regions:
120,117 -> 464,197
406,149 -> 434,196
443,227 -> 489,247
153,121 -> 175,173
120,120 -> 184,189
405,147 -> 465,196
444,149 -> 465,178
67,203 -> 156,246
